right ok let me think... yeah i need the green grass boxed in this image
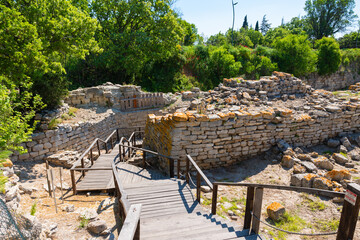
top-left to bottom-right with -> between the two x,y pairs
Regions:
61,113 -> 71,120
30,202 -> 37,216
79,216 -> 89,228
301,194 -> 327,211
340,152 -> 348,157
0,171 -> 8,194
270,212 -> 309,240
48,118 -> 62,129
314,218 -> 339,231
68,107 -> 78,117
0,150 -> 12,160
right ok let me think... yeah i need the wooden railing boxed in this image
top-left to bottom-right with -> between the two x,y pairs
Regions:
209,181 -> 360,239
184,155 -> 213,202
70,127 -> 143,194
118,143 -> 175,178
118,204 -> 142,240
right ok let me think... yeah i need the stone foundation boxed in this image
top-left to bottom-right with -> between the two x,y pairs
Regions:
144,107 -> 360,171
12,109 -> 161,162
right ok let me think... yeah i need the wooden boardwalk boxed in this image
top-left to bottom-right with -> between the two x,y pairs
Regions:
75,144 -> 261,239
125,179 -> 260,239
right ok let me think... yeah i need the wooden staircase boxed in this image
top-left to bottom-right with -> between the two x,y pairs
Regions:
124,179 -> 261,240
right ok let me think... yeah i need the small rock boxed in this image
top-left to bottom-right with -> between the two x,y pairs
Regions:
345,162 -> 355,168
267,202 -> 285,221
333,153 -> 349,165
313,177 -> 333,190
227,210 -> 235,216
299,161 -> 317,173
290,174 -> 306,187
325,169 -> 351,182
283,148 -> 296,157
310,152 -> 318,158
339,145 -> 348,153
281,155 -> 294,168
301,173 -> 318,188
55,182 -> 70,190
19,185 -> 34,195
78,208 -> 98,220
297,154 -> 312,161
313,156 -> 334,171
341,137 -> 353,150
62,204 -> 75,212
327,139 -> 340,148
293,165 -> 306,174
201,186 -> 212,193
230,215 -> 239,221
294,147 -> 304,154
5,186 -> 19,201
87,220 -> 107,235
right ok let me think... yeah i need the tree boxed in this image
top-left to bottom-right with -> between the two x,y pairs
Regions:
242,15 -> 249,29
273,34 -> 317,76
304,0 -> 357,39
179,19 -> 199,46
206,33 -> 228,46
260,15 -> 271,35
91,0 -> 184,82
1,0 -> 100,108
255,21 -> 259,31
316,37 -> 341,75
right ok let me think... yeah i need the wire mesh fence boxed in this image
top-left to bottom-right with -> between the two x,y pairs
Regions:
0,199 -> 25,240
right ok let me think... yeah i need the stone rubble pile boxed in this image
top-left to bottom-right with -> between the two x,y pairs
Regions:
280,134 -> 360,192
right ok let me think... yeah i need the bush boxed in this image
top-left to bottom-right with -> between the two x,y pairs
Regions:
208,47 -> 241,86
273,34 -> 316,76
316,37 -> 341,75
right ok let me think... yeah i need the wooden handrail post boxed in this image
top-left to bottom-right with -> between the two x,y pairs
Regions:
177,159 -> 180,179
110,136 -> 114,149
128,141 -> 131,158
251,187 -> 264,234
196,171 -> 201,203
116,129 -> 120,141
90,149 -> 93,166
337,183 -> 360,240
71,170 -> 76,195
45,160 -> 52,197
169,159 -> 174,178
143,151 -> 146,168
105,140 -> 109,153
185,157 -> 189,184
119,144 -> 122,162
244,186 -> 255,229
81,158 -> 85,177
211,184 -> 218,215
96,140 -> 101,156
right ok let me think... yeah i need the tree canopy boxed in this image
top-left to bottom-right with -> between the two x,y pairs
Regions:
304,0 -> 357,39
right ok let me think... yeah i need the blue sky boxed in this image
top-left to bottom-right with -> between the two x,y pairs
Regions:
173,0 -> 360,38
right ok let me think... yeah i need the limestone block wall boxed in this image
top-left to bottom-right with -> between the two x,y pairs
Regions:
12,109 -> 160,162
304,66 -> 360,91
144,107 -> 360,171
64,83 -> 166,110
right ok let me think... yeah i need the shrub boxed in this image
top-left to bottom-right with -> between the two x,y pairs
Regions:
273,34 -> 316,76
316,37 -> 341,75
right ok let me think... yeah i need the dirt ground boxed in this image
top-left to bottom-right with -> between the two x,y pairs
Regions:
198,147 -> 360,240
14,161 -> 118,240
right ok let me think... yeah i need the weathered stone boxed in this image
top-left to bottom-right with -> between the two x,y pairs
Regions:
87,220 -> 107,234
78,208 -> 98,220
281,155 -> 294,168
1,159 -> 13,168
327,139 -> 340,148
62,204 -> 75,212
297,154 -> 312,161
293,165 -> 306,174
200,186 -> 212,193
325,169 -> 351,182
173,112 -> 188,122
313,177 -> 333,190
267,202 -> 285,221
290,174 -> 306,187
332,153 -> 349,165
301,173 -> 317,188
313,156 -> 334,171
299,161 -> 317,173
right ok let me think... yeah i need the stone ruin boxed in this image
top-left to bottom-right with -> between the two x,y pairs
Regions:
64,82 -> 168,110
144,71 -> 360,193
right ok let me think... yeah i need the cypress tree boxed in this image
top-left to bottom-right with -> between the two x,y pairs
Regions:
242,15 -> 248,29
255,21 -> 259,31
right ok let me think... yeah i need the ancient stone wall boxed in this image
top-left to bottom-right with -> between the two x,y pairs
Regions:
64,83 -> 166,110
304,66 -> 360,91
12,109 -> 159,162
144,107 -> 360,171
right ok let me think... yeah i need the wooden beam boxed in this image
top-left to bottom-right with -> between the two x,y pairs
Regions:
251,187 -> 263,234
244,186 -> 255,230
118,204 -> 142,240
